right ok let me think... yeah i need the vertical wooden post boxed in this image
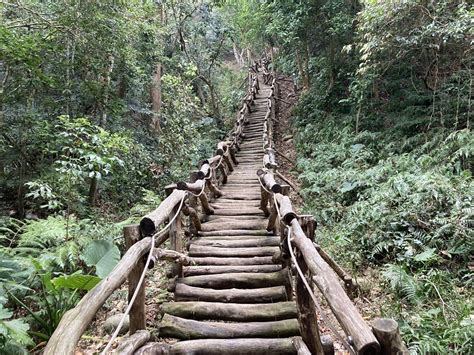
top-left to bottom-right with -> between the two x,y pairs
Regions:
321,335 -> 335,355
298,215 -> 316,242
295,251 -> 324,355
372,318 -> 409,355
124,224 -> 146,334
280,184 -> 291,196
260,187 -> 270,216
266,202 -> 278,234
169,205 -> 183,278
218,164 -> 228,184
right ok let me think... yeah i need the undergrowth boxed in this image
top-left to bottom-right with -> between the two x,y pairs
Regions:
292,91 -> 473,353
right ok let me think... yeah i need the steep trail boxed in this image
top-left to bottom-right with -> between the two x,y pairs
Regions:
153,77 -> 301,354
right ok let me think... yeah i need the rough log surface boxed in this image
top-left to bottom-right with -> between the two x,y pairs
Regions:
161,301 -> 297,321
183,264 -> 281,276
44,237 -> 154,354
113,330 -> 150,355
140,189 -> 186,235
290,219 -> 380,355
138,338 -> 299,354
372,318 -> 409,355
176,268 -> 289,289
159,314 -> 300,339
174,283 -> 289,303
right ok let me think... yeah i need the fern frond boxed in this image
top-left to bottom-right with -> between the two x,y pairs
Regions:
382,264 -> 418,303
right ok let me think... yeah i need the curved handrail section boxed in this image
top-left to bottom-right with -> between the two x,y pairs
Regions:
45,70 -> 260,355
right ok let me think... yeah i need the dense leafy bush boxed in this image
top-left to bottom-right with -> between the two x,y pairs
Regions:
292,88 -> 473,354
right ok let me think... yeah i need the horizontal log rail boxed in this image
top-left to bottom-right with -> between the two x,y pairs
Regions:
45,70 -> 261,355
255,69 -> 407,355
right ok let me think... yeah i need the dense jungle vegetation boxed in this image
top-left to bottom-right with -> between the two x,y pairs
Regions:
0,0 -> 472,354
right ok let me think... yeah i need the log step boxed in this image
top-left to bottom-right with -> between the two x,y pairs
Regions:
219,194 -> 260,200
188,245 -> 279,257
193,235 -> 269,240
177,269 -> 289,289
141,337 -> 299,354
200,220 -> 268,231
198,229 -> 271,236
183,264 -> 282,276
174,284 -> 289,303
161,301 -> 297,321
205,215 -> 266,221
212,208 -> 264,216
159,314 -> 300,339
189,237 -> 280,247
189,256 -> 274,265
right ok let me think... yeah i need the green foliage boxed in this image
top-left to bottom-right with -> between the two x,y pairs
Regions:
293,96 -> 473,353
0,0 -> 250,350
51,273 -> 101,291
0,303 -> 31,355
81,240 -> 120,278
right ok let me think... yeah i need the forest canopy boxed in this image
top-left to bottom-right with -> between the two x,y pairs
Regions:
1,0 -> 472,354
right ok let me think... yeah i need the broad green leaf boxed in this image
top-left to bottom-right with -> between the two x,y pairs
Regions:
51,273 -> 101,291
414,248 -> 437,262
82,240 -> 120,278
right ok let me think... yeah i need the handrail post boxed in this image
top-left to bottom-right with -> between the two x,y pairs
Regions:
169,205 -> 183,278
295,250 -> 324,355
124,224 -> 146,334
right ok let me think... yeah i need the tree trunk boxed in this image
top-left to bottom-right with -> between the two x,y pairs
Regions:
17,161 -> 25,219
88,176 -> 98,206
150,63 -> 162,132
233,43 -> 244,66
100,55 -> 114,127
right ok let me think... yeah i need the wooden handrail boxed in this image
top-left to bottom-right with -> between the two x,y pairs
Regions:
258,69 -> 409,355
45,71 -> 261,354
45,236 -> 152,354
291,220 -> 380,354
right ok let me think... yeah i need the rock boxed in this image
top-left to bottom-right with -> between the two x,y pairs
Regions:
103,313 -> 129,335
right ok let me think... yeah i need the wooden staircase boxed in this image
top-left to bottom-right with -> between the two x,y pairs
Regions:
154,79 -> 301,354
46,67 -> 397,355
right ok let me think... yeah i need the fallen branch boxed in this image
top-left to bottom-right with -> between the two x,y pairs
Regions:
276,171 -> 302,198
154,248 -> 191,265
275,96 -> 291,105
275,149 -> 294,165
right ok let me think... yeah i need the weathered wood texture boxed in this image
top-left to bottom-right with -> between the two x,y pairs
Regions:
295,252 -> 323,355
372,318 -> 409,355
176,268 -> 289,289
136,338 -> 299,355
124,225 -> 146,334
140,189 -> 186,235
161,301 -> 296,321
159,314 -> 300,339
174,283 -> 289,303
113,330 -> 150,355
290,219 -> 380,355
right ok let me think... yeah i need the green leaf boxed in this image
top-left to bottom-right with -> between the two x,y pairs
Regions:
340,181 -> 358,193
414,248 -> 437,262
51,273 -> 101,291
82,240 -> 120,278
0,305 -> 32,346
